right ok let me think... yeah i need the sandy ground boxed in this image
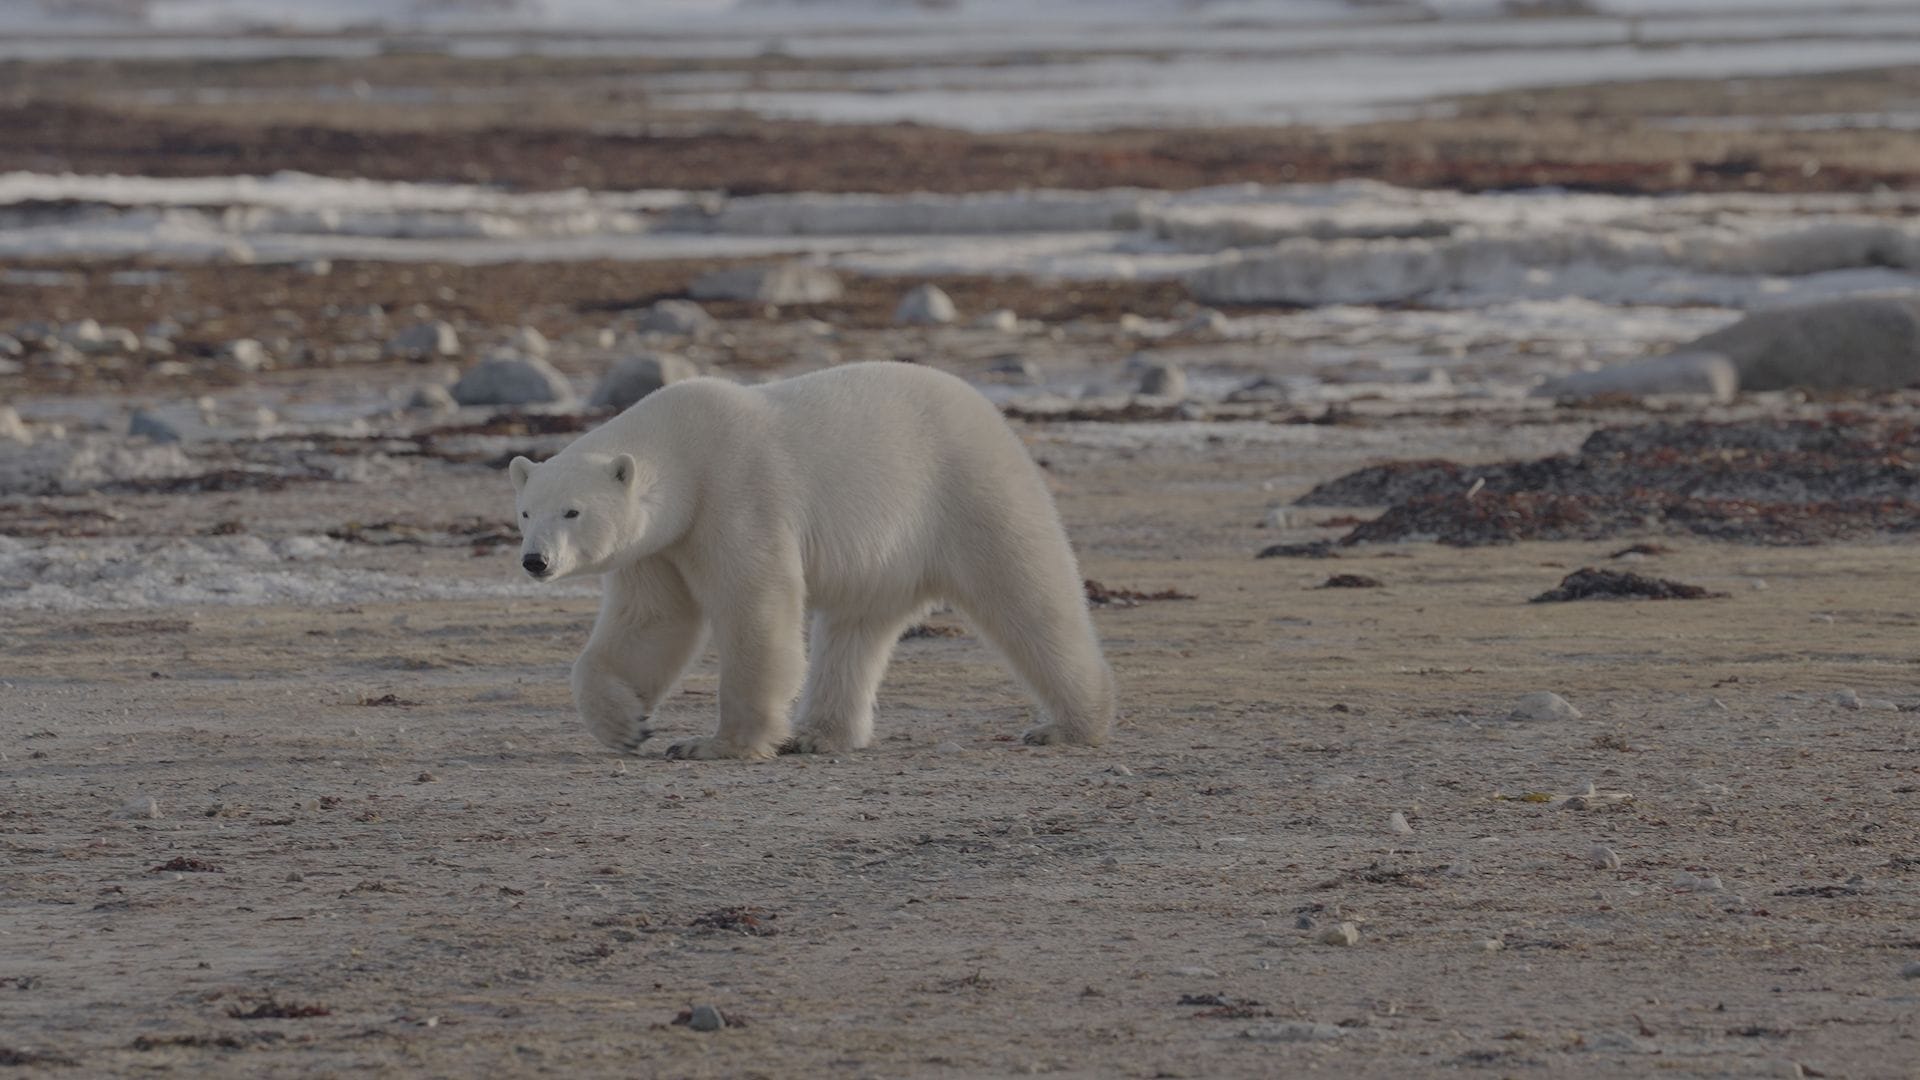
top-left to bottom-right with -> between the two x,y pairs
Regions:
4,37 -> 1919,1079
5,410 -> 1919,1078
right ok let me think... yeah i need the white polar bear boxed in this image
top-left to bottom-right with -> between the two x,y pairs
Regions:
508,361 -> 1115,760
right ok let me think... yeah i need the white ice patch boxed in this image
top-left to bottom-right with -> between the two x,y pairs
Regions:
0,533 -> 594,612
0,436 -> 201,496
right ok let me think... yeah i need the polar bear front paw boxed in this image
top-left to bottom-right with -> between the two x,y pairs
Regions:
585,711 -> 653,755
663,735 -> 774,761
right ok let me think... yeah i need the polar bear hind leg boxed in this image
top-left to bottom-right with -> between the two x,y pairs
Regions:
943,531 -> 1115,747
783,605 -> 927,754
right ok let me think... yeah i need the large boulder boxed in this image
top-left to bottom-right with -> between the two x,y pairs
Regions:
689,263 -> 843,304
451,354 -> 574,406
1532,352 -> 1738,403
589,352 -> 700,410
0,405 -> 30,446
1136,360 -> 1188,399
636,299 -> 717,337
385,320 -> 462,360
1679,295 -> 1920,391
128,408 -> 183,443
893,284 -> 958,326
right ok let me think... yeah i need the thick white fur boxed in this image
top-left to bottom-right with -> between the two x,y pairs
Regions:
509,361 -> 1116,760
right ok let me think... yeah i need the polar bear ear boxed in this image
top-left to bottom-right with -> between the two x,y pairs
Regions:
610,453 -> 637,489
508,455 -> 536,491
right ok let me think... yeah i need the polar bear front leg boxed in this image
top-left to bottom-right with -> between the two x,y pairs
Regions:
664,574 -> 806,761
573,559 -> 706,755
783,609 -> 917,754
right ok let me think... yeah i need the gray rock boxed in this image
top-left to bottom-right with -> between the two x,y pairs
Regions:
1318,921 -> 1360,946
1243,1022 -> 1344,1043
0,406 -> 30,446
118,796 -> 162,819
1675,296 -> 1920,391
589,353 -> 699,411
129,409 -> 183,443
686,1004 -> 725,1032
973,308 -> 1020,333
58,318 -> 105,351
1509,691 -> 1581,722
100,326 -> 141,353
386,320 -> 462,360
1181,308 -> 1230,336
508,326 -> 549,358
299,258 -> 333,277
636,299 -> 717,337
450,354 -> 574,406
406,383 -> 459,414
690,263 -> 843,304
1901,961 -> 1920,979
1831,688 -> 1862,710
894,284 -> 958,326
1533,351 -> 1739,403
221,338 -> 270,372
989,356 -> 1043,383
0,333 -> 22,358
1589,844 -> 1622,870
1137,361 -> 1188,398
1388,811 -> 1413,835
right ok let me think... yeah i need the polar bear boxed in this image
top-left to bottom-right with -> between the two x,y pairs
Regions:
508,361 -> 1115,760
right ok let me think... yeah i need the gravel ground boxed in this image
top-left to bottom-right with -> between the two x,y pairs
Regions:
4,403 -> 1919,1078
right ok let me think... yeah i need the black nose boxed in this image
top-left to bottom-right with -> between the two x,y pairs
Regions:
522,554 -> 549,576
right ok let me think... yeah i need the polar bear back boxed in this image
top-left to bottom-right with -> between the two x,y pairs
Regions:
578,362 -> 1061,610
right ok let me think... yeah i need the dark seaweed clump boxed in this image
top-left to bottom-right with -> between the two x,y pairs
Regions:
1530,568 -> 1727,603
1294,413 -> 1920,546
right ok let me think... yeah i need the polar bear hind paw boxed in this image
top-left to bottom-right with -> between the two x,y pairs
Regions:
1021,723 -> 1102,747
664,735 -> 775,761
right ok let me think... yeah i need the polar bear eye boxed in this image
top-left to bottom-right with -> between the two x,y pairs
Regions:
564,509 -> 580,519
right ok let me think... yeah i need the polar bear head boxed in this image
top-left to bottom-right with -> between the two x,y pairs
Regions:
509,453 -> 645,580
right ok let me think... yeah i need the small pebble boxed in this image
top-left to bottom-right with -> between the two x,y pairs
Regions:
1106,764 -> 1134,777
118,796 -> 161,819
1388,812 -> 1413,835
1509,691 -> 1581,722
1170,966 -> 1219,978
1900,961 -> 1920,979
1673,871 -> 1724,892
1475,938 -> 1504,953
1588,844 -> 1621,870
1242,1022 -> 1343,1043
1318,922 -> 1360,947
686,1004 -> 725,1032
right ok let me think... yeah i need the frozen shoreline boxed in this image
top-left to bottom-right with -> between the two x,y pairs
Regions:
7,174 -> 1920,312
